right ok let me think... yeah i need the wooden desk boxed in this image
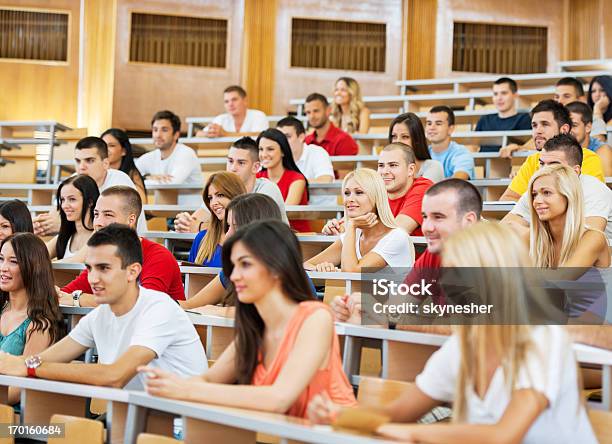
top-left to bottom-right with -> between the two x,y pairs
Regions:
143,204 -> 344,220
559,59 -> 612,72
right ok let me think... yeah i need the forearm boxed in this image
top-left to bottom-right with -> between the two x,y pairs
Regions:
340,227 -> 360,272
180,277 -> 224,309
76,293 -> 98,308
401,423 -> 518,444
36,362 -> 134,388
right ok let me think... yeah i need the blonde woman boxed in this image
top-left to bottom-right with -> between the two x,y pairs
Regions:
304,168 -> 414,272
330,77 -> 371,134
308,222 -> 597,444
188,172 -> 246,266
529,164 -> 609,268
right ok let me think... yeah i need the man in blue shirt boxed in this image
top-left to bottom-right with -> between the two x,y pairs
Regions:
475,77 -> 531,152
426,106 -> 475,180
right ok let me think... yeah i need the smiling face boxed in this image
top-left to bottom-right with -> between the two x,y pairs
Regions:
390,123 -> 412,146
425,112 -> 453,144
152,119 -> 178,151
223,91 -> 248,117
258,137 -> 283,170
304,100 -> 329,129
207,183 -> 230,221
0,215 -> 13,242
531,175 -> 567,222
229,240 -> 278,304
93,195 -> 134,231
421,191 -> 470,254
0,241 -> 23,293
377,149 -> 412,194
492,82 -> 516,114
60,183 -> 84,223
531,111 -> 562,150
334,80 -> 351,106
102,134 -> 125,167
75,148 -> 108,186
85,244 -> 138,306
342,177 -> 374,218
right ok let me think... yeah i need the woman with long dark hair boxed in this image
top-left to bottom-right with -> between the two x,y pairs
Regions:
101,128 -> 147,204
46,175 -> 99,261
256,128 -> 311,232
0,233 -> 64,403
389,113 -> 444,182
0,200 -> 33,241
143,220 -> 356,417
588,75 -> 612,125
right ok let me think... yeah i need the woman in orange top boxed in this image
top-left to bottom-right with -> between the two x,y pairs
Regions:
140,220 -> 355,417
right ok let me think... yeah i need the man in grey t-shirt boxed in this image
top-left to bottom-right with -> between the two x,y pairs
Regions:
174,137 -> 288,232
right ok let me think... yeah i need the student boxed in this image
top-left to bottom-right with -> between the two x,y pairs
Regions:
0,233 -> 64,403
196,85 -> 268,137
142,220 -> 355,418
173,137 -> 288,232
188,172 -> 246,266
309,222 -> 597,444
503,134 -> 612,239
331,178 -> 482,322
330,77 -> 370,134
33,136 -> 147,235
426,106 -> 475,179
588,75 -> 612,125
500,100 -> 604,201
135,110 -> 204,205
566,101 -> 612,175
528,164 -> 609,268
0,225 -> 207,390
323,144 -> 432,236
46,175 -> 98,262
388,113 -> 444,182
475,77 -> 532,152
304,168 -> 414,273
59,186 -> 185,305
554,77 -> 587,105
303,93 -> 358,156
0,200 -> 33,241
256,128 -> 311,232
101,128 -> 147,204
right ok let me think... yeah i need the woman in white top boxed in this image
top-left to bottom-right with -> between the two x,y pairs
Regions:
46,175 -> 99,262
389,112 -> 444,183
307,222 -> 597,444
304,168 -> 414,272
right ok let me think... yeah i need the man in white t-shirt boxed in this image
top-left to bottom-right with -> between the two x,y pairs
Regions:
196,85 -> 268,138
174,137 -> 288,232
0,224 -> 207,390
502,134 -> 612,238
136,110 -> 204,205
277,116 -> 335,205
33,136 -> 147,235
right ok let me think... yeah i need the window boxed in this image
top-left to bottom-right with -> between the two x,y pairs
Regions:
130,13 -> 227,68
0,9 -> 68,62
291,18 -> 386,72
452,22 -> 547,74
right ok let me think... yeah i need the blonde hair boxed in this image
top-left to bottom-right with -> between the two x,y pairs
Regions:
342,168 -> 397,229
331,77 -> 365,134
528,164 -> 584,268
195,172 -> 246,264
442,222 -> 538,422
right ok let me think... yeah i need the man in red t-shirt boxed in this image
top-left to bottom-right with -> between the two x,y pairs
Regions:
303,93 -> 358,156
58,186 -> 185,305
331,179 -> 482,322
323,143 -> 432,236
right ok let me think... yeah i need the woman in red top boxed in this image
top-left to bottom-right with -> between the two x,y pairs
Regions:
141,220 -> 356,418
256,128 -> 311,232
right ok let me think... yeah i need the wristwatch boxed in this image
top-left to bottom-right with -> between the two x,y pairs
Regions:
72,290 -> 83,307
24,355 -> 42,378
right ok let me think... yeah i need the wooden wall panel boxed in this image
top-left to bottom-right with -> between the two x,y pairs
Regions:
0,0 -> 79,126
565,0 -> 600,61
272,0 -> 403,115
434,0 -> 564,77
242,0 -> 276,114
605,0 -> 612,58
404,0 -> 437,80
112,0 -> 244,132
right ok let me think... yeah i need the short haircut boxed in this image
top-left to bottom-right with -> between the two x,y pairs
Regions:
277,116 -> 306,136
556,77 -> 585,97
87,223 -> 143,268
542,134 -> 583,167
100,186 -> 143,221
305,93 -> 328,107
566,101 -> 593,124
428,105 -> 455,126
231,136 -> 259,163
382,143 -> 416,165
224,85 -> 247,98
151,110 -> 181,134
425,179 -> 482,218
494,77 -> 518,93
530,100 -> 572,129
76,136 -> 108,159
